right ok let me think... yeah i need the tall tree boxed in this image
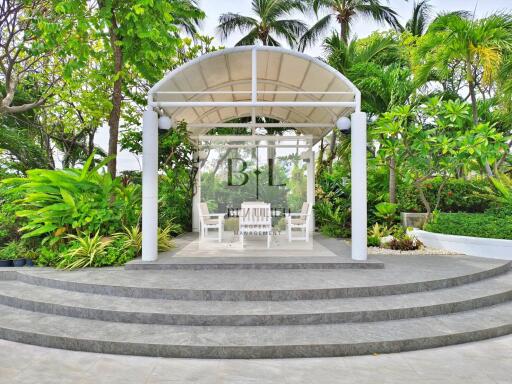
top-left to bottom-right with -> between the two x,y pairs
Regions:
414,12 -> 512,176
299,0 -> 402,50
0,0 -> 58,114
217,0 -> 307,47
404,0 -> 432,36
414,12 -> 512,126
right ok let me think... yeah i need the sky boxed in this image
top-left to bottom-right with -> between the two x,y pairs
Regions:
103,0 -> 512,172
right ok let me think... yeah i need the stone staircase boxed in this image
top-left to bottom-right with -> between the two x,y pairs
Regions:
0,255 -> 511,358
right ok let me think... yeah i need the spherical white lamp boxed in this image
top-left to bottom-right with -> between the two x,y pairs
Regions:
336,116 -> 351,132
158,115 -> 173,130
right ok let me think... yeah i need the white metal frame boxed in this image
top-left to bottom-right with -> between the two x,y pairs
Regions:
142,46 -> 367,261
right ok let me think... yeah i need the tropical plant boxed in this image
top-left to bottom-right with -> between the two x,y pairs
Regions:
414,12 -> 512,130
315,200 -> 351,238
374,202 -> 399,225
0,241 -> 26,260
479,173 -> 512,207
3,153 -> 141,244
114,225 -> 143,256
368,223 -> 392,238
157,225 -> 176,252
299,0 -> 402,49
57,232 -> 112,270
404,0 -> 432,36
217,0 -> 307,47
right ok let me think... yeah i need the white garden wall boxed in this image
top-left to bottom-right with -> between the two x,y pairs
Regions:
412,229 -> 512,260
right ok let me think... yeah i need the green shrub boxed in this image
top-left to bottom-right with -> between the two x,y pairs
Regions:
0,184 -> 24,246
425,211 -> 512,240
2,153 -> 141,244
0,241 -> 26,260
368,235 -> 381,247
397,178 -> 491,213
315,200 -> 351,238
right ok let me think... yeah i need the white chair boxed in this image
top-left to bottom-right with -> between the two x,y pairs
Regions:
287,202 -> 312,242
198,203 -> 225,242
239,202 -> 272,248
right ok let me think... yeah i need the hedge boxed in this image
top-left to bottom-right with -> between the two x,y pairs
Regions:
424,211 -> 512,240
398,178 -> 491,213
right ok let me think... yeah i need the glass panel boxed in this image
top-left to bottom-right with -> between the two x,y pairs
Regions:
197,140 -> 312,250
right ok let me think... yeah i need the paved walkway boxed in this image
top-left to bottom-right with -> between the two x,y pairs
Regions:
0,336 -> 510,384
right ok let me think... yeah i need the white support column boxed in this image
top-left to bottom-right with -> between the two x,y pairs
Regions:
307,149 -> 315,233
351,112 -> 367,261
251,47 -> 257,128
142,108 -> 159,262
192,157 -> 201,232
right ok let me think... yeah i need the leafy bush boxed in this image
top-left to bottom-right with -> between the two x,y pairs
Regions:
315,200 -> 351,238
374,202 -> 399,225
3,154 -> 141,244
425,211 -> 512,240
368,235 -> 381,247
0,241 -> 26,260
397,177 -> 491,213
157,225 -> 176,252
57,232 -> 138,270
367,223 -> 392,238
0,184 -> 23,246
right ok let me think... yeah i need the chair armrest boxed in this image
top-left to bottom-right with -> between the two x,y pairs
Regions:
288,213 -> 308,217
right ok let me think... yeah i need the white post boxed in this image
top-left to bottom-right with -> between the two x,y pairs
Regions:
351,112 -> 367,261
142,107 -> 159,261
192,156 -> 201,232
307,149 -> 315,233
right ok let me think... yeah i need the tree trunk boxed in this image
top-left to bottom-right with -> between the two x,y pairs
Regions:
389,156 -> 397,204
467,60 -> 493,178
106,14 -> 123,178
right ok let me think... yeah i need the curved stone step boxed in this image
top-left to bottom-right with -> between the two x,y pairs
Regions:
13,259 -> 511,301
0,273 -> 511,326
0,302 -> 511,358
125,256 -> 385,270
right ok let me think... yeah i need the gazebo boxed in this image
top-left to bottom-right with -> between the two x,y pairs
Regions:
142,46 -> 367,261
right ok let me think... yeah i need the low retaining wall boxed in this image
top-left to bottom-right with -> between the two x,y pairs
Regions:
412,230 -> 512,260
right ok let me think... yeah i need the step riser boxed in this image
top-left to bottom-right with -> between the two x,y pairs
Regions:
0,291 -> 511,326
15,263 -> 511,301
125,262 -> 385,270
1,325 -> 511,359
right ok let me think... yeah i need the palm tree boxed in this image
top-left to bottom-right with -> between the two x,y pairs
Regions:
217,0 -> 308,47
414,12 -> 512,126
320,33 -> 401,172
299,0 -> 402,50
405,0 -> 432,36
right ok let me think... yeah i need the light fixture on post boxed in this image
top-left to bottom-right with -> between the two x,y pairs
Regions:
158,115 -> 173,130
336,116 -> 351,135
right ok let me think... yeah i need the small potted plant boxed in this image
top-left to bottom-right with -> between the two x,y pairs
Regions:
24,250 -> 38,267
0,250 -> 13,267
0,241 -> 26,267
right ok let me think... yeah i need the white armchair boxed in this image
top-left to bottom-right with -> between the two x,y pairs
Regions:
198,203 -> 225,242
287,202 -> 312,242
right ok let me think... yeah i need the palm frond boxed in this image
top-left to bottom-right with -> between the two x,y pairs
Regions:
217,13 -> 258,41
298,14 -> 332,52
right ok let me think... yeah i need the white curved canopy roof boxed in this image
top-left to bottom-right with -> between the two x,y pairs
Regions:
149,46 -> 360,141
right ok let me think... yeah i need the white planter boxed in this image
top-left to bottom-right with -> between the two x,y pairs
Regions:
412,229 -> 512,260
